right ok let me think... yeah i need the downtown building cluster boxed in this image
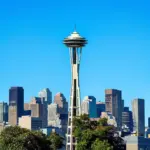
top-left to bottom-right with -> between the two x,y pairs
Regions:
81,89 -> 145,136
0,87 -> 150,149
0,87 -> 68,137
81,89 -> 150,149
0,87 -> 147,137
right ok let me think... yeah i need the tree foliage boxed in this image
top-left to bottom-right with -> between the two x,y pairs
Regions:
73,114 -> 125,150
91,139 -> 113,150
48,132 -> 64,150
0,126 -> 64,150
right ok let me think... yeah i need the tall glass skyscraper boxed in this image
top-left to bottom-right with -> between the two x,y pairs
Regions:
96,101 -> 105,117
148,117 -> 150,128
0,102 -> 8,123
9,87 -> 24,125
132,98 -> 145,136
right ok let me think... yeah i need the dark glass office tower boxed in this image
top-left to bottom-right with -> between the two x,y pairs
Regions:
9,87 -> 24,125
96,101 -> 105,117
148,117 -> 150,128
0,102 -> 8,123
122,107 -> 133,132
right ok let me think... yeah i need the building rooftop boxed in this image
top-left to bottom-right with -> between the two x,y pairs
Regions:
96,101 -> 105,104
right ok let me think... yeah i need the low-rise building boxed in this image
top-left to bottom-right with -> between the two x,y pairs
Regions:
41,127 -> 64,136
101,112 -> 117,127
145,128 -> 150,138
19,116 -> 42,130
0,122 -> 10,132
124,136 -> 150,150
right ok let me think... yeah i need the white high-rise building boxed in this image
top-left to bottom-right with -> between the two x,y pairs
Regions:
38,88 -> 52,104
48,103 -> 61,128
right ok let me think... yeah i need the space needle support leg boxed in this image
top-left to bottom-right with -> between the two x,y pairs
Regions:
66,47 -> 82,150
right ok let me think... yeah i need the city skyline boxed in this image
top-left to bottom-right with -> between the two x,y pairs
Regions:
0,0 -> 150,125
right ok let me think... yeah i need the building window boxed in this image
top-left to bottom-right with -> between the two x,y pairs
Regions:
67,137 -> 70,143
73,145 -> 76,150
67,145 -> 70,150
69,118 -> 71,125
68,128 -> 71,134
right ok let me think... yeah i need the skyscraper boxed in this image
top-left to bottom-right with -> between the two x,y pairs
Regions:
105,89 -> 122,130
54,92 -> 68,114
148,117 -> 150,128
0,102 -> 8,123
38,89 -> 51,128
81,96 -> 97,118
63,30 -> 87,150
38,88 -> 52,104
48,103 -> 61,128
132,98 -> 145,136
30,97 -> 47,128
54,92 -> 68,133
122,107 -> 133,132
8,87 -> 24,125
96,101 -> 105,117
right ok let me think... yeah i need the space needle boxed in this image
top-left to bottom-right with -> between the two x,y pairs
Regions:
63,29 -> 87,150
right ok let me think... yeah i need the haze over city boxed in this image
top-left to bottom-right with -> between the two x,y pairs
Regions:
0,0 -> 150,125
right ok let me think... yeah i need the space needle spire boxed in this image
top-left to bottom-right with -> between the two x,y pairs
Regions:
63,29 -> 87,150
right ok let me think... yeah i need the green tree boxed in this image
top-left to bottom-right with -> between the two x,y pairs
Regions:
48,132 -> 64,150
73,114 -> 125,150
0,126 -> 64,150
91,139 -> 113,150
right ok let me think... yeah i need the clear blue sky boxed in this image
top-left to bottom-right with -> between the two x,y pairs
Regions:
0,0 -> 150,124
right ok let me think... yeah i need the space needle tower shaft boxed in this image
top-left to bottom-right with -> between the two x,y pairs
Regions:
63,30 -> 87,150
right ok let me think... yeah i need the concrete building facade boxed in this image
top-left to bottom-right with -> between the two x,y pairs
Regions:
54,92 -> 68,133
48,103 -> 61,128
101,112 -> 117,127
132,99 -> 145,136
24,97 -> 47,128
19,115 -> 42,130
105,89 -> 122,130
124,136 -> 150,150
